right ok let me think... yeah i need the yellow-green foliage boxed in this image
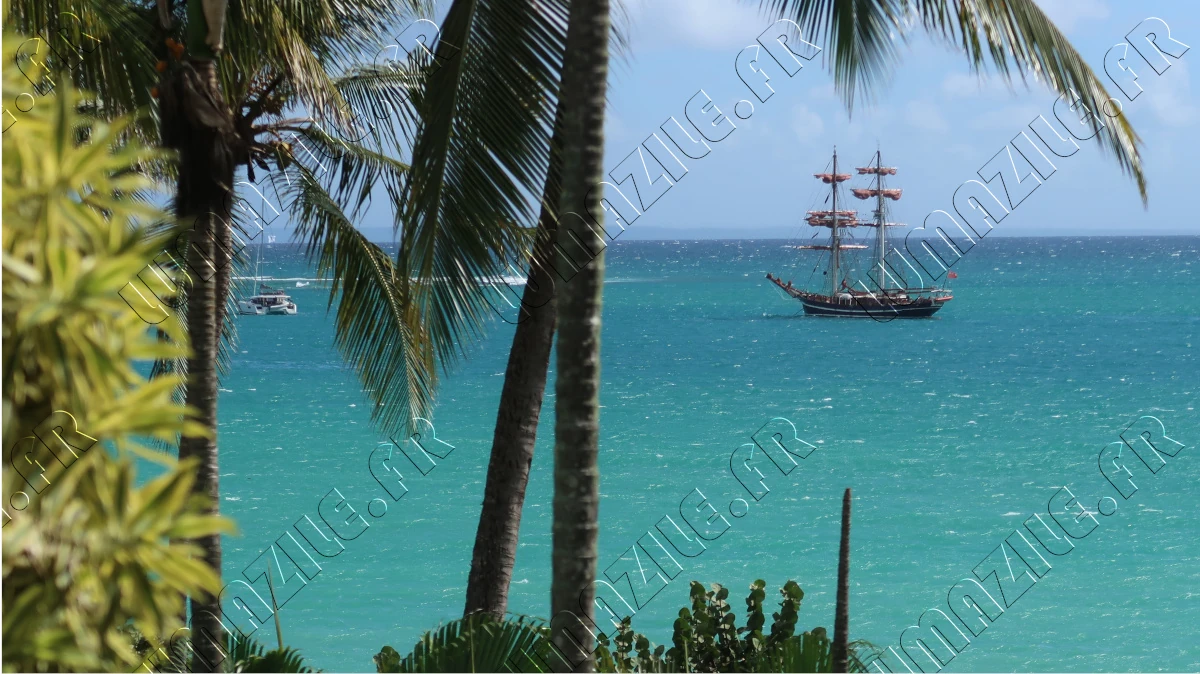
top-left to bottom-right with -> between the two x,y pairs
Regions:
2,31 -> 234,673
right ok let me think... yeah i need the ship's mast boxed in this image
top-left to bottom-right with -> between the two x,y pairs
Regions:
830,148 -> 840,297
875,149 -> 886,291
799,155 -> 860,287
852,151 -> 901,292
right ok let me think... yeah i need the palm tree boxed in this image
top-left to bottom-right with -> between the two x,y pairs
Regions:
7,0 -> 564,666
550,0 -> 611,670
537,1 -> 1146,670
832,488 -> 851,673
156,1 -> 440,665
384,0 -> 573,621
11,2 -> 1152,663
463,106 -> 564,618
466,0 -> 1149,630
157,3 -> 237,662
462,7 -> 630,618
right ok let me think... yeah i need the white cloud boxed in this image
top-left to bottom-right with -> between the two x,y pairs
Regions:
807,83 -> 838,103
944,143 -> 980,160
1143,60 -> 1198,127
940,72 -> 1023,99
620,0 -> 768,51
904,100 -> 949,132
791,104 -> 825,143
966,104 -> 1045,130
1033,0 -> 1110,32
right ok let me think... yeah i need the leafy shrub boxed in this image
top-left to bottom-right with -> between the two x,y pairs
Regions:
593,580 -> 872,673
2,30 -> 231,673
374,582 -> 876,673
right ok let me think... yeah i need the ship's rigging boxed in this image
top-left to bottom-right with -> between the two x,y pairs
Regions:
766,147 -> 953,318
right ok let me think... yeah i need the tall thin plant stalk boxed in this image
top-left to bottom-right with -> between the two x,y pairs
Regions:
832,488 -> 851,672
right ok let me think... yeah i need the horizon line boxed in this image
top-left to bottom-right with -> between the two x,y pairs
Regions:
336,232 -> 1200,245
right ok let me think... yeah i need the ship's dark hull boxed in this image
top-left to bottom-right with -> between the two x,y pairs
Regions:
799,295 -> 943,318
765,274 -> 948,318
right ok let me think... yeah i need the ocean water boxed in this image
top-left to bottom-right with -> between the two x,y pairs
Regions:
210,236 -> 1198,672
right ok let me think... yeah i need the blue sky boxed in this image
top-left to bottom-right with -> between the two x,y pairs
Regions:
600,0 -> 1198,239
278,0 -> 1199,241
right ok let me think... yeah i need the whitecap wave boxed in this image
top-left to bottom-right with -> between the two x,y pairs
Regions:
479,275 -> 528,286
234,277 -> 325,282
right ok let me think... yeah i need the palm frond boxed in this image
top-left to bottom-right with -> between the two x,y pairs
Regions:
227,633 -> 315,673
6,0 -> 160,136
331,61 -> 425,155
375,613 -> 548,673
760,0 -> 904,111
282,163 -> 435,436
916,0 -> 1144,199
610,0 -> 633,64
222,0 -> 427,135
399,0 -> 568,368
759,0 -> 1145,200
284,122 -> 410,220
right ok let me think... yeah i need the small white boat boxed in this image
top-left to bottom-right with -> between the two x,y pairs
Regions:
238,239 -> 297,315
238,285 -> 297,315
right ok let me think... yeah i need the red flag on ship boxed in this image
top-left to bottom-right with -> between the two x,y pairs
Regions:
947,271 -> 958,279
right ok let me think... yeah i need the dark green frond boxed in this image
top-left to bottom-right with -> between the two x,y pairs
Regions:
376,614 -> 548,673
222,0 -> 426,134
399,0 -> 567,368
910,0 -> 1145,200
223,633 -> 315,673
283,164 -> 435,436
6,0 -> 159,135
758,0 -> 1145,200
610,0 -> 634,66
756,0 -> 904,112
289,123 -> 410,220
331,62 -> 425,156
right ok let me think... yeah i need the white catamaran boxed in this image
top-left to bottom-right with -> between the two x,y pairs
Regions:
236,234 -> 298,316
237,284 -> 297,315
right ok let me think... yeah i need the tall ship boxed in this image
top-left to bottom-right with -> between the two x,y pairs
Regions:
766,148 -> 952,318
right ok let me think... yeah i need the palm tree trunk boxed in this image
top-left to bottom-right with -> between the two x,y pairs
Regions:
213,217 -> 233,355
161,3 -> 236,668
463,106 -> 564,619
832,488 -> 851,673
177,208 -> 226,673
550,0 -> 609,671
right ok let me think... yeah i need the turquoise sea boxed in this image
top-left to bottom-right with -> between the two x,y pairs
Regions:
211,236 -> 1198,672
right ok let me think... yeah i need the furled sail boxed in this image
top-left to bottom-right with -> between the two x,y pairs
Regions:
806,209 -> 859,227
806,214 -> 859,227
850,188 -> 902,200
855,166 -> 897,175
814,172 -> 852,183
